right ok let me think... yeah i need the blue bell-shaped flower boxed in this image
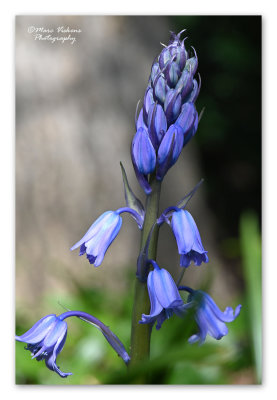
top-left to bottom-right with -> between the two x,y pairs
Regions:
170,208 -> 208,267
140,261 -> 190,329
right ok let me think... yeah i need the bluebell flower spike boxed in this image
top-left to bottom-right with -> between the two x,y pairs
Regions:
140,261 -> 191,329
179,287 -> 242,344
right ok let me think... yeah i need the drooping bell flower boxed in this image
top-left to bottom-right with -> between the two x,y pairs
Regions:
71,208 -> 143,267
16,314 -> 71,378
170,208 -> 208,267
16,310 -> 130,378
139,261 -> 190,329
179,287 -> 242,344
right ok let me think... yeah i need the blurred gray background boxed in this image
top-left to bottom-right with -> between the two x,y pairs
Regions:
16,15 -> 238,317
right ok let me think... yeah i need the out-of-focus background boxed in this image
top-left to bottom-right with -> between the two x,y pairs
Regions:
15,15 -> 261,384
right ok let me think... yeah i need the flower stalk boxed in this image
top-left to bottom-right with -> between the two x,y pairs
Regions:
130,176 -> 161,365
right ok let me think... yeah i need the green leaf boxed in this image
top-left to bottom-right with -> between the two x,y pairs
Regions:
240,211 -> 262,383
120,162 -> 144,215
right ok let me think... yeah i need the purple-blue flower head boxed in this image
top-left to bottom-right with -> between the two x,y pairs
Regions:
179,287 -> 242,344
171,208 -> 208,268
132,30 -> 202,189
71,210 -> 122,267
140,261 -> 190,329
16,314 -> 71,378
149,31 -> 199,118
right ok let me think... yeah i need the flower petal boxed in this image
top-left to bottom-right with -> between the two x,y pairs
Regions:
171,209 -> 194,254
153,268 -> 183,309
70,211 -> 115,251
132,127 -> 156,175
15,314 -> 57,344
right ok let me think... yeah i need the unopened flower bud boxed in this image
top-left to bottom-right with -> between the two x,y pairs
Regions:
132,127 -> 156,175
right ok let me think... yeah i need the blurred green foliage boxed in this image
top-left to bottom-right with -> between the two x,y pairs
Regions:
240,212 -> 262,383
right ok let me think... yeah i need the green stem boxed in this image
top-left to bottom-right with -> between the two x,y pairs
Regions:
130,178 -> 161,366
176,268 -> 186,287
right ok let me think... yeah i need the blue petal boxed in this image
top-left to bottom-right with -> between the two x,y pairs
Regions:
143,86 -> 154,124
171,209 -> 194,254
159,47 -> 172,70
164,89 -> 182,124
185,211 -> 206,253
194,308 -> 209,343
188,291 -> 241,343
185,50 -> 198,76
181,250 -> 208,267
188,333 -> 201,344
86,253 -> 97,264
45,331 -> 72,378
71,211 -> 115,251
156,309 -> 170,330
201,305 -> 228,340
186,78 -> 201,103
132,127 -> 156,175
15,314 -> 57,344
164,61 -> 181,88
146,270 -> 164,318
131,145 -> 152,195
148,103 -> 167,148
183,111 -> 198,147
85,214 -> 122,267
176,103 -> 196,135
153,268 -> 183,309
175,69 -> 193,101
153,75 -> 168,104
157,124 -> 184,168
201,292 -> 242,323
150,62 -> 160,84
136,108 -> 147,131
180,253 -> 192,268
43,319 -> 67,348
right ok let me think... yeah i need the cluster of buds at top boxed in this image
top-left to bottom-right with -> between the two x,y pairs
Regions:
132,30 -> 200,192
